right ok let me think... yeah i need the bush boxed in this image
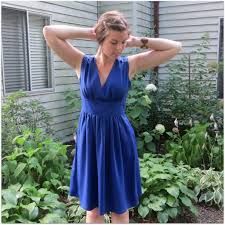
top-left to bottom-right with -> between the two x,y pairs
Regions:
2,128 -> 71,196
138,153 -> 198,223
1,183 -> 67,223
165,122 -> 223,171
2,91 -> 54,157
156,33 -> 222,126
193,168 -> 224,208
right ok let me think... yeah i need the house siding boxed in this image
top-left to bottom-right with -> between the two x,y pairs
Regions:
157,1 -> 224,85
1,1 -> 98,143
1,1 -> 223,143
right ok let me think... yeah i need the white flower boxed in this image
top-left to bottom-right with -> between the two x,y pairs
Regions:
174,118 -> 179,128
204,132 -> 208,139
155,124 -> 165,134
189,118 -> 193,127
145,83 -> 157,92
210,113 -> 215,121
215,131 -> 219,139
214,122 -> 218,130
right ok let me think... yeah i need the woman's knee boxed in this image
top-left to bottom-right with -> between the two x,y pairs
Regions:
86,207 -> 102,219
111,210 -> 129,219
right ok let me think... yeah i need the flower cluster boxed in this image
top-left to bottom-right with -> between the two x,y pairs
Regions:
145,83 -> 157,92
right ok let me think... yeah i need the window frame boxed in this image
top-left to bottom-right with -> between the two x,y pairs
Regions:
1,4 -> 55,97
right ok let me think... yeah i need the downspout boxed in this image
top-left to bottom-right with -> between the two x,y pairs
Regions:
153,1 -> 159,85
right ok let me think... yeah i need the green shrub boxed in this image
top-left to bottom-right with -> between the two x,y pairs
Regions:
2,128 -> 71,196
2,91 -> 53,157
1,183 -> 67,223
66,197 -> 86,223
138,153 -> 198,223
126,72 -> 167,156
156,33 -> 222,125
194,168 -> 224,208
165,122 -> 223,171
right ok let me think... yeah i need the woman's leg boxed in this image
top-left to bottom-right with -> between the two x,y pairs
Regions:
86,207 -> 105,223
111,210 -> 129,223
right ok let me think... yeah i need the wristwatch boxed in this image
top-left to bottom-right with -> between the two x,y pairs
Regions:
140,38 -> 148,49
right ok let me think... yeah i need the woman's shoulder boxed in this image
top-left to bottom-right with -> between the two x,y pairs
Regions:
118,55 -> 128,64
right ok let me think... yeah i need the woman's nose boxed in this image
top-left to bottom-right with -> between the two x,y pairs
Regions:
116,44 -> 123,51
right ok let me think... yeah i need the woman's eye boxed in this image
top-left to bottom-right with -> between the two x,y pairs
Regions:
111,42 -> 117,45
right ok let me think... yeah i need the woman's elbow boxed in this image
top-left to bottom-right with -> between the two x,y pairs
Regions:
176,41 -> 182,52
43,25 -> 54,37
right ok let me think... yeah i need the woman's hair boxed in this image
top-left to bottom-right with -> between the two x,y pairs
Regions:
94,10 -> 130,44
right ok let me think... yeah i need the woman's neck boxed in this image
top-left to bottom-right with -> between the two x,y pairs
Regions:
95,48 -> 114,66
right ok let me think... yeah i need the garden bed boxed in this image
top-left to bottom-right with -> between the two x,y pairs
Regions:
131,203 -> 223,223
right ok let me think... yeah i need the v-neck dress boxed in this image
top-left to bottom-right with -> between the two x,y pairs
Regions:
69,54 -> 142,216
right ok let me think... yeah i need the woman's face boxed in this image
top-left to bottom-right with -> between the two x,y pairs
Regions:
101,30 -> 129,59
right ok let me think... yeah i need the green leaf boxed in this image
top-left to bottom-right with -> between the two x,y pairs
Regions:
142,198 -> 150,206
165,186 -> 180,199
14,163 -> 26,177
179,184 -> 197,201
1,203 -> 17,211
166,195 -> 176,207
180,196 -> 193,207
214,189 -> 222,205
148,203 -> 163,211
21,202 -> 39,220
189,205 -> 198,216
39,213 -> 68,223
130,107 -> 141,119
154,174 -> 172,180
2,189 -> 18,205
166,207 -> 178,219
157,211 -> 169,223
140,168 -> 149,179
143,132 -> 153,143
138,204 -> 149,218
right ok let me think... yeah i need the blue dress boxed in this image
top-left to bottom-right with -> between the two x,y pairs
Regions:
69,54 -> 142,216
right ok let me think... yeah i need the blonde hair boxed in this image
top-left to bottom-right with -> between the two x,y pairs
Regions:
94,10 -> 130,44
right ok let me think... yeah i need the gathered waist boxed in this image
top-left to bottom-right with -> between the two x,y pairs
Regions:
81,98 -> 125,116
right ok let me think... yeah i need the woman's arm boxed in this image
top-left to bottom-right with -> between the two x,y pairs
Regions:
43,25 -> 96,77
126,36 -> 182,79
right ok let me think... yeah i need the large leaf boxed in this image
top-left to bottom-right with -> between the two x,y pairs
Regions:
130,107 -> 141,119
2,189 -> 18,205
157,211 -> 169,223
165,186 -> 180,199
21,202 -> 39,220
39,213 -> 68,223
166,207 -> 178,219
180,195 -> 193,207
166,195 -> 176,207
14,163 -> 26,177
138,204 -> 149,218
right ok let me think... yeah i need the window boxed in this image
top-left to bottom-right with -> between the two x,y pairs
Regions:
2,6 -> 52,94
217,17 -> 223,98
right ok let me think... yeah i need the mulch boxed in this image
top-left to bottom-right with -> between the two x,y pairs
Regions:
130,203 -> 224,223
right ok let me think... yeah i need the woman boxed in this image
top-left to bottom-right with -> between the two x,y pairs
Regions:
43,11 -> 182,224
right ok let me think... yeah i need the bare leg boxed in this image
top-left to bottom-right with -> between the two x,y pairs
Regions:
111,210 -> 129,224
86,207 -> 105,224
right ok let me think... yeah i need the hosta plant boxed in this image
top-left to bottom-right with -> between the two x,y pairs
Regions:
194,168 -> 224,208
1,183 -> 67,223
138,153 -> 198,223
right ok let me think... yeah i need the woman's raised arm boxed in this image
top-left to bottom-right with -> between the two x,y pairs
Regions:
126,36 -> 182,79
43,25 -> 96,78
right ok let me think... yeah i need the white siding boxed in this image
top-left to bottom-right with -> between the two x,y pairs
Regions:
157,1 -> 224,84
1,1 -> 98,143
